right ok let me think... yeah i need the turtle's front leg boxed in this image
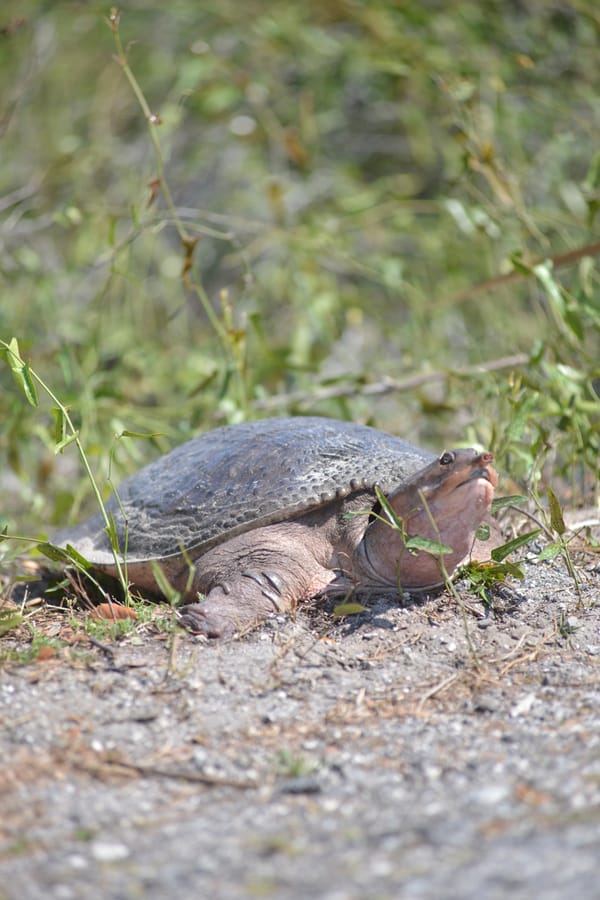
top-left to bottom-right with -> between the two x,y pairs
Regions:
177,525 -> 337,638
177,569 -> 291,638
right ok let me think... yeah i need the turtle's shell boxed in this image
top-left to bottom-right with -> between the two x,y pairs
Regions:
57,417 -> 434,566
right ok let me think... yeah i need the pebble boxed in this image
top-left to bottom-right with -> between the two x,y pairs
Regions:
278,776 -> 322,795
473,692 -> 502,713
90,841 -> 131,863
510,692 -> 537,718
472,783 -> 509,806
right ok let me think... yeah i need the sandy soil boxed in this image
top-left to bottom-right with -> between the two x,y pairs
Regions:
1,548 -> 599,900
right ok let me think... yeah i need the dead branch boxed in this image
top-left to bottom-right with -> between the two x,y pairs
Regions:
254,353 -> 528,411
445,238 -> 600,305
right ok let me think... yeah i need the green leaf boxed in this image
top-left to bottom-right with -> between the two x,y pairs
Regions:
504,394 -> 539,443
6,337 -> 39,407
491,528 -> 542,562
104,513 -> 121,552
563,307 -> 584,342
6,336 -> 22,372
499,560 -> 526,580
405,535 -> 453,556
119,430 -> 165,439
37,542 -> 92,568
467,561 -> 517,584
510,253 -> 532,275
547,486 -> 566,536
374,485 -> 405,531
37,542 -> 71,562
21,363 -> 39,406
463,558 -> 525,585
475,522 -> 490,541
534,261 -> 565,316
52,407 -> 67,446
0,608 -> 23,635
491,494 -> 528,513
333,601 -> 367,617
537,542 -> 562,562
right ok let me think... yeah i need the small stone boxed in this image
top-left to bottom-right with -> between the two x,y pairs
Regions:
474,693 -> 501,713
278,776 -> 322,795
90,840 -> 130,862
193,747 -> 208,767
510,692 -> 536,718
473,783 -> 509,805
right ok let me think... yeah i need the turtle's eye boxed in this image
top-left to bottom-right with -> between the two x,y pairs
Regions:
439,451 -> 455,466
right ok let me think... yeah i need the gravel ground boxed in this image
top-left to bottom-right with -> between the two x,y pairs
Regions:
1,552 -> 600,900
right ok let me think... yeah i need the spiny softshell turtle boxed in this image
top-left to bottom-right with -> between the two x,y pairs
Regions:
56,416 -> 498,637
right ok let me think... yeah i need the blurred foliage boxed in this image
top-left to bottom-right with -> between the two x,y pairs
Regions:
0,0 -> 599,536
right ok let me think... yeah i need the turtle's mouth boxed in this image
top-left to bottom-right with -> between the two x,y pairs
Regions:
456,453 -> 498,491
464,467 -> 495,486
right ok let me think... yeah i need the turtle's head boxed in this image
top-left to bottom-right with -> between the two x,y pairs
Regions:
359,449 -> 498,590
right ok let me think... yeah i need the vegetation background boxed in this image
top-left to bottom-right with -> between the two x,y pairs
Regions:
1,0 -> 599,546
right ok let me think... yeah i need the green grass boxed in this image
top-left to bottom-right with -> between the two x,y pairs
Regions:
0,1 -> 599,555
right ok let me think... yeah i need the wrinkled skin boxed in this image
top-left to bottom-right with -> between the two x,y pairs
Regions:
178,449 -> 498,638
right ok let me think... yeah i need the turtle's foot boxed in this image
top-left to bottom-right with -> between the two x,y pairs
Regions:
177,601 -> 235,639
178,566 -> 298,638
177,576 -> 284,639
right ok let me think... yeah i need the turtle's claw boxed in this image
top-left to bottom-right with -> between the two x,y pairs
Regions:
177,602 -> 234,639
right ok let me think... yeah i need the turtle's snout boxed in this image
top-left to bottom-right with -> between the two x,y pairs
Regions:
471,452 -> 498,488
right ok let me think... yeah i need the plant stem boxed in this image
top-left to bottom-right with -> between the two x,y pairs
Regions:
1,340 -> 129,598
109,12 -> 234,360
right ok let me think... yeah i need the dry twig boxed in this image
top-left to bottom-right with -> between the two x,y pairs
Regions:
254,354 -> 528,411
